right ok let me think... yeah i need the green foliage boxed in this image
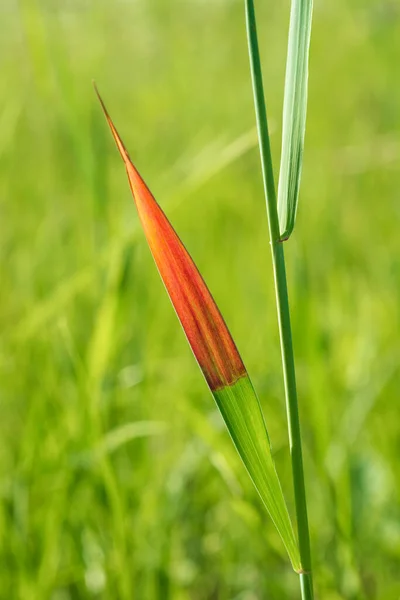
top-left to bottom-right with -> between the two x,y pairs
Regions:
0,1 -> 400,598
278,0 -> 313,240
245,0 -> 314,600
245,1 -> 314,595
214,377 -> 301,571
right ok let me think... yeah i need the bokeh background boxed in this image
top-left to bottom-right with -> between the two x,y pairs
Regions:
1,0 -> 400,598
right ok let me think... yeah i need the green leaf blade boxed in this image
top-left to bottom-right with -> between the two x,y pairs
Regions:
214,375 -> 301,571
277,0 -> 313,240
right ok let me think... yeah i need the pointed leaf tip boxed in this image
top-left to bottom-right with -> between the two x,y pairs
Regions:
94,84 -> 132,164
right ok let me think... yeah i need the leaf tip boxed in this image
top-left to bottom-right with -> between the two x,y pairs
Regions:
93,84 -> 131,166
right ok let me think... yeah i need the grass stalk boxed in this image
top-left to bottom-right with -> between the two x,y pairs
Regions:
244,1 -> 313,597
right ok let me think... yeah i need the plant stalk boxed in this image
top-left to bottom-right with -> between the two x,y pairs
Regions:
244,1 -> 313,598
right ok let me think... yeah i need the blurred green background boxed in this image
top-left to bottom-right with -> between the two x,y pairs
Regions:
1,0 -> 400,598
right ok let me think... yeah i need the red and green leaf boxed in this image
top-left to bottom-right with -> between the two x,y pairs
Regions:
95,87 -> 301,571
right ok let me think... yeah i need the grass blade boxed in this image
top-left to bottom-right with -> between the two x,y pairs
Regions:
244,0 -> 313,589
94,85 -> 301,571
277,0 -> 313,240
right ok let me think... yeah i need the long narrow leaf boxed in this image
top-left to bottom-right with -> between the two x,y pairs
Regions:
277,0 -> 313,240
95,86 -> 301,572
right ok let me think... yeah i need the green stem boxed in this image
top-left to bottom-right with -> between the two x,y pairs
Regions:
244,1 -> 313,598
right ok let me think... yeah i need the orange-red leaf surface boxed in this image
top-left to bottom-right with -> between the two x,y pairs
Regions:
95,87 -> 246,391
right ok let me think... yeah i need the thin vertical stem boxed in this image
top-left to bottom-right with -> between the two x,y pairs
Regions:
244,1 -> 313,598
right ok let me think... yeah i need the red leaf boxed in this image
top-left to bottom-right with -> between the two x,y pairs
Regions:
95,86 -> 246,391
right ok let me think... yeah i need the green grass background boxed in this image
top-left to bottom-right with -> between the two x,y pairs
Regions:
1,0 -> 400,598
